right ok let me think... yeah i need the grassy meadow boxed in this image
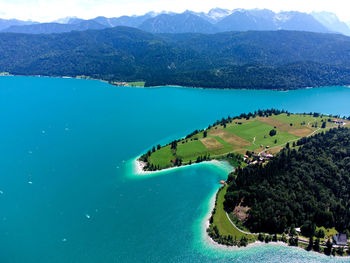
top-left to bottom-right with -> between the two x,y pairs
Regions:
146,113 -> 345,169
210,185 -> 256,241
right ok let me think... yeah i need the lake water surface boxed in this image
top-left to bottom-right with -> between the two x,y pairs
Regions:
1,76 -> 350,262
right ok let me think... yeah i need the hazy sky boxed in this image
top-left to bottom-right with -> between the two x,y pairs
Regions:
0,0 -> 349,22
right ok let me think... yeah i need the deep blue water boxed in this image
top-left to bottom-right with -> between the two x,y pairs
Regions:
1,76 -> 350,263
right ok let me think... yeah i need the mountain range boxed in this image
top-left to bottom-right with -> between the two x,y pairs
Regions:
0,18 -> 37,31
0,8 -> 349,36
1,26 -> 349,89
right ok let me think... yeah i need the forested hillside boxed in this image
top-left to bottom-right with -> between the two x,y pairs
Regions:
1,27 -> 350,89
224,127 -> 350,235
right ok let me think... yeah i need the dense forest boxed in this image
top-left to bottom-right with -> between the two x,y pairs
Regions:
1,27 -> 350,89
224,127 -> 350,235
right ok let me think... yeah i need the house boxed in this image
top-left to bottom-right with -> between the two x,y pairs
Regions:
261,152 -> 273,159
220,180 -> 226,185
333,119 -> 344,125
333,233 -> 348,246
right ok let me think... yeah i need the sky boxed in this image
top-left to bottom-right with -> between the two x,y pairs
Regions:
0,0 -> 349,22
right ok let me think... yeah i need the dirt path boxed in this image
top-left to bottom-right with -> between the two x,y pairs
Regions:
226,212 -> 257,235
225,212 -> 313,245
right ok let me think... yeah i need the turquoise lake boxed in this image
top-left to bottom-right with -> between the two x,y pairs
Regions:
1,76 -> 350,263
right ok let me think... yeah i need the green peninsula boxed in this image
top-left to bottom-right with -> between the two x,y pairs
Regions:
138,110 -> 350,256
139,110 -> 346,171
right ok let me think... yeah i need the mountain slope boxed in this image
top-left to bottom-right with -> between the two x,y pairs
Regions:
217,10 -> 329,33
207,8 -> 233,22
217,9 -> 277,31
2,8 -> 346,35
0,18 -> 36,31
311,11 -> 350,36
0,27 -> 350,89
1,20 -> 107,34
139,13 -> 218,33
276,11 -> 329,33
91,14 -> 153,28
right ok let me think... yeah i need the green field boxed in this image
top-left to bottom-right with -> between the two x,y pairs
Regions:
110,81 -> 146,87
125,82 -> 145,87
211,185 -> 255,240
143,113 -> 346,170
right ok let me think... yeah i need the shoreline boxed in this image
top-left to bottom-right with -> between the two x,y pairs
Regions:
202,188 -> 349,258
133,157 -> 224,175
203,187 -> 290,251
1,74 -> 350,92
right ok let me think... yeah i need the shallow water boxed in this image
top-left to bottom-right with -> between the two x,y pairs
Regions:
1,76 -> 350,262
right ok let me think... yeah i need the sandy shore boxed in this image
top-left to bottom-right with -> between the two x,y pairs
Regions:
133,158 -> 223,175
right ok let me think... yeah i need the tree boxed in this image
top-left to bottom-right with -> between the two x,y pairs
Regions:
325,239 -> 333,255
301,221 -> 316,237
171,141 -> 177,150
213,226 -> 219,237
337,246 -> 344,256
313,238 -> 320,252
315,228 -> 325,238
269,129 -> 277,136
174,158 -> 182,166
203,131 -> 207,138
240,236 -> 248,247
273,234 -> 278,242
307,236 -> 313,251
258,233 -> 264,242
290,225 -> 297,236
281,233 -> 287,243
289,236 -> 298,246
294,237 -> 299,246
321,122 -> 326,128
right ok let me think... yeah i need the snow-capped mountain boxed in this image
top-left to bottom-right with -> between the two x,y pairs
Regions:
311,11 -> 350,36
1,8 -> 349,36
207,8 -> 233,22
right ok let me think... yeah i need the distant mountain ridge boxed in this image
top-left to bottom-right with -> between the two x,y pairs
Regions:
138,12 -> 218,33
1,8 -> 349,35
2,20 -> 106,34
0,26 -> 350,90
311,11 -> 350,36
0,18 -> 37,31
